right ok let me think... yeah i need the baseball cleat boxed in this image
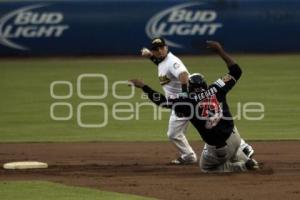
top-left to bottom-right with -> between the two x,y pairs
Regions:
170,157 -> 197,165
245,158 -> 260,170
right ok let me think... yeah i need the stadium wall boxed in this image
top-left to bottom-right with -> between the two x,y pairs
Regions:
0,0 -> 299,56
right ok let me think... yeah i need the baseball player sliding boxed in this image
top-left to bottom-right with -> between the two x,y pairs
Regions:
140,37 -> 254,165
131,41 -> 259,172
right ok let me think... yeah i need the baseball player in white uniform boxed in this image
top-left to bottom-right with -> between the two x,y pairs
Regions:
141,37 -> 254,164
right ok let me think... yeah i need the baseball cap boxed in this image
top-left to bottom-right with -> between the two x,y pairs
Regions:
150,37 -> 166,50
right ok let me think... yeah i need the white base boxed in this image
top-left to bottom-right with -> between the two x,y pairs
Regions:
3,161 -> 48,169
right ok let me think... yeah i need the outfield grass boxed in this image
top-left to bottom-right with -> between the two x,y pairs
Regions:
0,55 -> 299,142
0,181 -> 155,200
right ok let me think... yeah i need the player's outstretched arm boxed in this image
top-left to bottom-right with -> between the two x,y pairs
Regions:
128,79 -> 171,108
206,41 -> 236,67
206,41 -> 242,81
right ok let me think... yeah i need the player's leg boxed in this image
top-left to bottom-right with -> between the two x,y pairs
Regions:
235,126 -> 254,158
168,111 -> 197,164
230,127 -> 249,163
200,129 -> 257,172
199,143 -> 247,173
240,138 -> 254,158
229,128 -> 259,170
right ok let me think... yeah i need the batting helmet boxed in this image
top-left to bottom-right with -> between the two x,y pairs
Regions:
189,73 -> 208,93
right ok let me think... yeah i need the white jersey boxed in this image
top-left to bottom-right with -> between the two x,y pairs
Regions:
158,52 -> 189,98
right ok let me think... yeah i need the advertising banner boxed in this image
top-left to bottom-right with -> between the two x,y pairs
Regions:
0,0 -> 299,56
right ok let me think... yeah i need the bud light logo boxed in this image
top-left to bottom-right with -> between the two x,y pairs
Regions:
0,4 -> 69,50
146,2 -> 223,48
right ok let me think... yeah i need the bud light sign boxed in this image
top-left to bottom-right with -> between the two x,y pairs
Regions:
0,4 -> 69,50
146,3 -> 222,48
0,0 -> 300,56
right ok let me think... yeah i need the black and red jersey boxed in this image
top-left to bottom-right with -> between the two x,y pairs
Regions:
142,64 -> 242,147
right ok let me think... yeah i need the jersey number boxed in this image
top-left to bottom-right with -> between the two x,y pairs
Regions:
199,95 -> 223,129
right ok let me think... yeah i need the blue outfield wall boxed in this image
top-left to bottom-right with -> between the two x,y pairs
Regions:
0,0 -> 299,56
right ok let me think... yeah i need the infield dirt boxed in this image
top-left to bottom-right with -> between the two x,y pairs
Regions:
0,141 -> 299,200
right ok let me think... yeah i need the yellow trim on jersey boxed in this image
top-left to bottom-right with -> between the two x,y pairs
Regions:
159,75 -> 171,85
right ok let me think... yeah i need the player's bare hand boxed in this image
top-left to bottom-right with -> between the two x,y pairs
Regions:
206,41 -> 223,52
128,79 -> 145,88
140,47 -> 153,57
